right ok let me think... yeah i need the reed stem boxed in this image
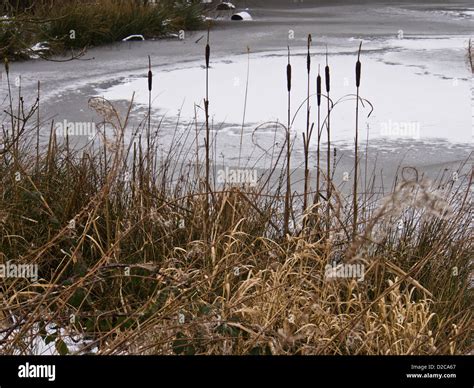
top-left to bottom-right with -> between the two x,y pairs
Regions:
353,42 -> 362,238
303,34 -> 312,214
204,27 -> 211,241
325,47 -> 331,237
284,46 -> 292,235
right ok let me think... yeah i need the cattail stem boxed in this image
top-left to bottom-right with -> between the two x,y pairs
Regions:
284,46 -> 292,235
147,55 -> 152,177
204,27 -> 211,242
303,34 -> 312,214
325,46 -> 331,237
315,66 -> 322,209
353,42 -> 362,238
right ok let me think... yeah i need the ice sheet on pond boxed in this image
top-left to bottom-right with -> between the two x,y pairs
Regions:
95,35 -> 472,158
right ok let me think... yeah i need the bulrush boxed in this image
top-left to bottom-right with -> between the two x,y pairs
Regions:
303,34 -> 312,213
147,56 -> 153,92
325,48 -> 330,94
204,27 -> 211,242
315,65 -> 322,206
325,46 -> 331,236
205,40 -> 210,69
307,34 -> 312,74
353,42 -> 362,238
286,47 -> 292,93
284,46 -> 292,235
147,55 -> 152,173
317,66 -> 322,107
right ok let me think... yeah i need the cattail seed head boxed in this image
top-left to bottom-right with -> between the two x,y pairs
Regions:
307,34 -> 312,74
356,61 -> 361,88
287,47 -> 292,92
148,70 -> 152,91
4,57 -> 9,74
325,65 -> 330,93
205,43 -> 210,69
356,42 -> 362,88
287,64 -> 292,92
148,56 -> 152,92
317,72 -> 322,107
325,46 -> 330,93
205,26 -> 210,69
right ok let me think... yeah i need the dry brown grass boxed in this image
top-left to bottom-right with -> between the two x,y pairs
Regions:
0,49 -> 472,355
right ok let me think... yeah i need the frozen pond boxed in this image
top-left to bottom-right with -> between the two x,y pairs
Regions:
1,1 -> 473,176
94,34 -> 472,167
